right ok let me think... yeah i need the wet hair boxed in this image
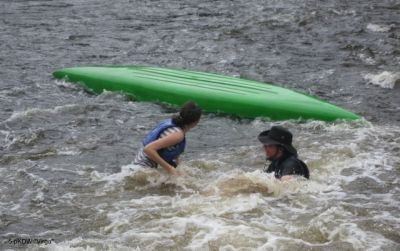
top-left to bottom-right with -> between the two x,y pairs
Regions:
172,101 -> 202,128
279,145 -> 297,158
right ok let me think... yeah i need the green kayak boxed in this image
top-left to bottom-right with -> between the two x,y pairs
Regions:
53,65 -> 359,121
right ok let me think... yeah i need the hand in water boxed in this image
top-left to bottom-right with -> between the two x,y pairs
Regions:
169,168 -> 182,176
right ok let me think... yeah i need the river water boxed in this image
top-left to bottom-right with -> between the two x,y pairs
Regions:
1,0 -> 399,250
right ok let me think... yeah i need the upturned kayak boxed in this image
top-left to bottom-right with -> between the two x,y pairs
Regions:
53,65 -> 359,121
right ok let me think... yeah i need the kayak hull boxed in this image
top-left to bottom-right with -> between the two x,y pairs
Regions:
53,65 -> 360,121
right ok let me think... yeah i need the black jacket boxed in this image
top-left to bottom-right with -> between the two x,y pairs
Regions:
265,154 -> 309,179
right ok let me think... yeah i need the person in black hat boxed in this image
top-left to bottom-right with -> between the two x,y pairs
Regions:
258,126 -> 309,180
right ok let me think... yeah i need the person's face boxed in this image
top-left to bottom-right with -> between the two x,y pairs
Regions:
263,144 -> 281,160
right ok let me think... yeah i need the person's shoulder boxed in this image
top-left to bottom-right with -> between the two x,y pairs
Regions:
281,155 -> 301,166
281,155 -> 310,179
166,126 -> 183,133
164,127 -> 185,141
162,126 -> 183,136
280,155 -> 307,171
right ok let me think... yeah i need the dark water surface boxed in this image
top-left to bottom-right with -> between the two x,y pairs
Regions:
1,0 -> 399,250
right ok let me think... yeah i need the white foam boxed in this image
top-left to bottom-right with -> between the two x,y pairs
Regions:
366,23 -> 391,32
3,104 -> 81,123
364,71 -> 400,89
91,164 -> 136,183
92,164 -> 185,196
54,79 -> 84,91
359,53 -> 376,65
305,69 -> 336,81
59,192 -> 77,201
57,148 -> 81,156
17,120 -> 398,251
329,222 -> 396,250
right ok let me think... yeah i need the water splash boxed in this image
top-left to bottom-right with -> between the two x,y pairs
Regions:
364,71 -> 400,89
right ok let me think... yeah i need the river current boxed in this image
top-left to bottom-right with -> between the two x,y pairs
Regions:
0,0 -> 399,250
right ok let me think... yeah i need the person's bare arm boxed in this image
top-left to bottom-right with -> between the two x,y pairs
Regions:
143,131 -> 184,176
280,175 -> 293,181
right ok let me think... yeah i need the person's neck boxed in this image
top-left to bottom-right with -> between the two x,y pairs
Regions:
182,122 -> 196,133
182,126 -> 189,133
269,150 -> 286,162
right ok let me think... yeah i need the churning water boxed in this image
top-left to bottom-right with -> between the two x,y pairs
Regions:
1,0 -> 399,250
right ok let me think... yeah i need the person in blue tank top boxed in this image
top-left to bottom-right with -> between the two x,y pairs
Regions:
134,101 -> 202,176
258,126 -> 310,181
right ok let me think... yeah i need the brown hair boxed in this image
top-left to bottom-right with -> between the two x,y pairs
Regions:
172,101 -> 202,128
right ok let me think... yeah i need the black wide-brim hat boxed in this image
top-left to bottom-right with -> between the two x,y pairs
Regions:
258,126 -> 298,156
